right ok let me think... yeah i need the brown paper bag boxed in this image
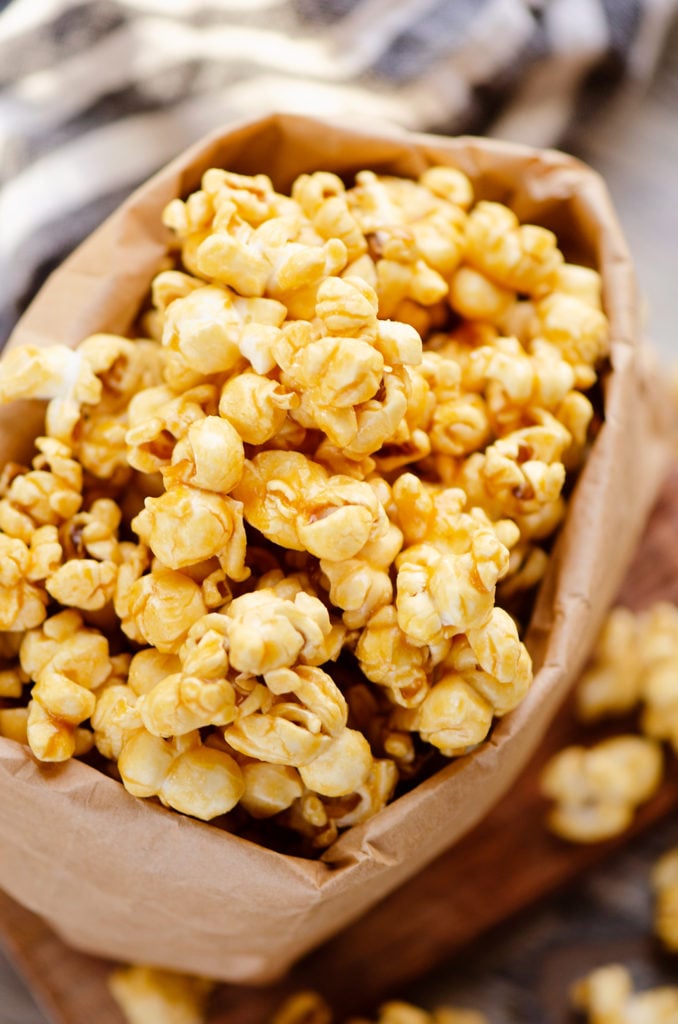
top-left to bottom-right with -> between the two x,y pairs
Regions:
0,113 -> 670,983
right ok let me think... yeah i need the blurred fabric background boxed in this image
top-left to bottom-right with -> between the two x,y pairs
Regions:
1,0 -> 677,345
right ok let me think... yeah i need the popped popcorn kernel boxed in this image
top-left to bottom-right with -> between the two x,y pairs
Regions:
299,727 -> 373,798
356,604 -> 434,708
465,201 -> 563,295
223,589 -> 340,675
0,706 -> 29,744
45,558 -> 118,611
271,990 -> 332,1024
132,485 -> 248,580
419,165 -> 474,209
118,729 -> 244,820
122,567 -> 208,653
163,415 -> 245,493
109,964 -> 214,1024
571,964 -> 678,1024
541,736 -> 663,843
240,761 -> 304,818
139,670 -> 236,737
652,847 -> 678,952
576,606 -> 642,722
219,371 -> 296,445
401,673 -> 494,757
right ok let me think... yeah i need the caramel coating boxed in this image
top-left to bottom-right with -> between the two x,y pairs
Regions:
0,161 -> 609,847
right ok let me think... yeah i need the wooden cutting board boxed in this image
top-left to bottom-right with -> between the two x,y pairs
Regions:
2,467 -> 678,1024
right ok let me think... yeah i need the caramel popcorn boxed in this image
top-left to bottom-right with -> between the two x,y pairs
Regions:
576,606 -> 642,722
109,964 -> 214,1024
540,736 -> 663,843
573,601 -> 678,752
652,847 -> 678,952
571,965 -> 678,1024
270,993 -> 487,1024
0,160 -> 609,851
465,200 -> 563,295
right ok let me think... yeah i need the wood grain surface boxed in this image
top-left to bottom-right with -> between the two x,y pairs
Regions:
2,466 -> 678,1024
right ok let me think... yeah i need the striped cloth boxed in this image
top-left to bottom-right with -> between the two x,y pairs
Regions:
1,0 -> 676,343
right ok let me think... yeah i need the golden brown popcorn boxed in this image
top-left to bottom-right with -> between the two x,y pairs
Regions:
533,292 -> 609,387
555,389 -> 595,471
465,200 -> 563,295
342,367 -> 412,459
219,371 -> 297,445
395,673 -> 494,757
91,684 -> 141,761
161,283 -> 286,380
132,485 -> 248,580
468,336 -> 577,437
319,555 -> 393,631
350,169 -> 467,279
427,392 -> 491,459
395,524 -> 510,647
139,671 -> 236,737
134,614 -> 236,736
125,383 -> 219,474
122,567 -> 208,653
109,963 -> 214,1024
20,608 -> 110,683
465,609 -> 532,707
151,269 -> 204,315
222,588 -> 341,675
355,604 -> 436,708
118,728 -> 244,820
0,664 -> 26,698
419,164 -> 474,209
60,499 -> 120,564
26,699 -> 94,762
277,320 -> 386,417
576,606 -> 642,722
0,160 -> 608,846
46,558 -> 118,611
0,343 -> 99,411
0,534 -> 50,631
20,609 -> 111,761
448,265 -> 514,323
1,438 -> 82,537
113,541 -> 150,624
293,172 -> 367,262
240,761 -> 304,819
652,847 -> 678,952
571,964 -> 678,1024
162,415 -> 245,493
497,540 -> 549,600
0,706 -> 29,745
329,757 -> 399,830
271,989 -> 332,1024
458,415 -> 571,528
0,336 -> 159,468
232,450 -> 326,550
225,655 -> 350,770
127,649 -> 182,697
225,706 -> 332,769
193,205 -> 348,320
541,736 -> 663,843
554,263 -> 603,308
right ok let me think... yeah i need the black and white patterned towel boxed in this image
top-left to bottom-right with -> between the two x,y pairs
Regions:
1,0 -> 676,342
